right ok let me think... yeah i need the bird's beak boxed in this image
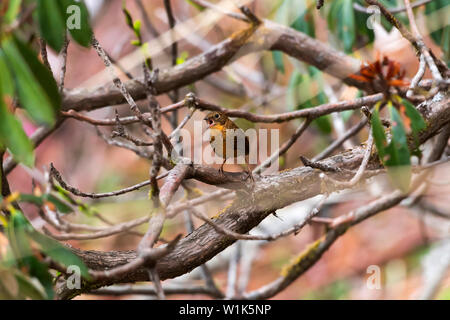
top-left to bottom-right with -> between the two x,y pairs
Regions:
204,117 -> 214,128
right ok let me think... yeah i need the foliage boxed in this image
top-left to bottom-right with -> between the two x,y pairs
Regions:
37,0 -> 93,52
425,0 -> 450,66
0,0 -> 93,299
0,195 -> 89,299
0,0 -> 93,167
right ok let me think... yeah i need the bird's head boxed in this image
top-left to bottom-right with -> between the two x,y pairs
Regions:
204,111 -> 227,128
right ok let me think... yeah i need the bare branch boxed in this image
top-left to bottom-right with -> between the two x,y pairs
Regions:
59,37 -> 69,93
61,21 -> 369,112
254,119 -> 311,174
43,215 -> 150,241
92,283 -> 223,298
39,38 -> 52,71
243,190 -> 407,300
354,0 -> 432,14
313,119 -> 368,161
50,163 -> 169,199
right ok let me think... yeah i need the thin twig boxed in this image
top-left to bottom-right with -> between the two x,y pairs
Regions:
95,126 -> 152,158
39,38 -> 52,72
148,268 -> 165,300
92,283 -> 223,298
402,0 -> 444,81
163,0 -> 179,102
226,241 -> 241,299
59,37 -> 69,93
183,210 -> 225,297
50,163 -> 168,199
91,37 -> 153,127
243,189 -> 407,300
407,54 -> 426,99
167,189 -> 233,218
188,0 -> 249,22
194,93 -> 384,124
90,235 -> 181,281
112,110 -> 154,146
313,119 -> 368,161
43,215 -> 150,240
354,0 -> 432,14
61,100 -> 185,126
254,119 -> 311,174
315,130 -> 374,188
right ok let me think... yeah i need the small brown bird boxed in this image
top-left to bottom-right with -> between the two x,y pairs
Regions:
204,111 -> 254,181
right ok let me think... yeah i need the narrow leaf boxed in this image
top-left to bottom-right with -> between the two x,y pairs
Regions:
60,0 -> 93,47
272,51 -> 285,74
2,36 -> 59,126
29,231 -> 90,279
371,104 -> 388,160
402,99 -> 426,135
13,36 -> 61,115
37,0 -> 66,52
0,50 -> 15,97
0,93 -> 35,167
4,0 -> 22,25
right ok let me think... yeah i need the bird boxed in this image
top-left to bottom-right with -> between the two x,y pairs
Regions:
204,111 -> 254,182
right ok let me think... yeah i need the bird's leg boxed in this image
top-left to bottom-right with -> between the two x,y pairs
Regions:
244,158 -> 254,183
219,158 -> 226,176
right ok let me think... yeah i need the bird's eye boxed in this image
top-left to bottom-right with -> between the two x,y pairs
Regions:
214,113 -> 220,119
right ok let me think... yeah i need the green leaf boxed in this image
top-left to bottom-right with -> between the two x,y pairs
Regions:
275,0 -> 304,27
371,103 -> 388,160
2,36 -> 60,126
401,98 -> 425,156
386,104 -> 411,166
354,4 -> 375,44
291,7 -> 315,38
26,256 -> 54,299
287,70 -> 306,111
4,0 -> 22,25
339,0 -> 355,53
18,194 -> 44,206
176,51 -> 189,65
9,211 -> 54,299
46,194 -> 73,214
131,39 -> 141,47
185,0 -> 206,11
308,67 -> 331,134
272,51 -> 285,74
15,271 -> 48,300
28,231 -> 90,279
287,68 -> 331,134
425,0 -> 450,66
37,0 -> 66,52
327,0 -> 355,53
385,104 -> 411,192
133,20 -> 142,33
0,93 -> 35,167
60,0 -> 93,48
425,0 -> 448,44
273,1 -> 314,73
12,36 -> 61,116
441,25 -> 450,67
0,50 -> 15,97
402,99 -> 426,135
19,193 -> 74,214
6,211 -> 33,268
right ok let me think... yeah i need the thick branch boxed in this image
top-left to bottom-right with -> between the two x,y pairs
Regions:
61,21 -> 367,112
